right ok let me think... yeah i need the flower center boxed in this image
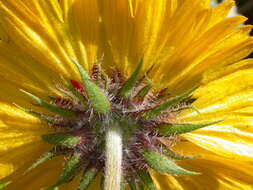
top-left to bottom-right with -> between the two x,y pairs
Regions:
17,59 -> 217,190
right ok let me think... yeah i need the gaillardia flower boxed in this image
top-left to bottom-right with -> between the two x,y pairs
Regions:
1,0 -> 253,189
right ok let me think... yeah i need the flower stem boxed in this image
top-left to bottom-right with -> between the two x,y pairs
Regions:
104,124 -> 123,190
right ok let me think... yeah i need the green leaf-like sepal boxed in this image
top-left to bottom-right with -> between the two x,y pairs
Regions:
138,171 -> 156,190
128,179 -> 144,190
20,90 -> 75,118
119,58 -> 144,98
0,181 -> 11,190
159,121 -> 221,135
26,151 -> 57,173
78,167 -> 98,190
72,60 -> 110,114
134,79 -> 153,100
42,133 -> 81,148
14,103 -> 56,122
50,154 -> 81,188
143,150 -> 199,175
163,148 -> 199,160
142,87 -> 197,119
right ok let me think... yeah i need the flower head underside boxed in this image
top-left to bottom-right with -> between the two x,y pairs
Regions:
0,0 -> 253,190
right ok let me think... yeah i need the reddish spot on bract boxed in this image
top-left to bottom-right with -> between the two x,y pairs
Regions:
70,80 -> 84,93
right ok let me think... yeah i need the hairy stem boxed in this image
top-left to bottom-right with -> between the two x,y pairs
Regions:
104,124 -> 123,190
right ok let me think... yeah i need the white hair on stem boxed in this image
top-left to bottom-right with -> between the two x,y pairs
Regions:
104,123 -> 123,190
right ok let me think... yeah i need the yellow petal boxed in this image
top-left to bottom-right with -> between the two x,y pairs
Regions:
176,141 -> 253,189
0,141 -> 49,180
0,0 -> 101,79
208,0 -> 235,26
0,0 -> 73,76
0,43 -> 61,95
99,0 -> 216,80
2,151 -> 100,190
150,169 -> 184,190
156,16 -> 251,92
3,156 -> 63,190
151,141 -> 253,190
99,0 -> 140,74
178,59 -> 253,161
61,0 -> 103,65
0,83 -> 52,179
202,58 -> 253,84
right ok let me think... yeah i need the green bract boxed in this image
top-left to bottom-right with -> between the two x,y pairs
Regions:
72,60 -> 110,114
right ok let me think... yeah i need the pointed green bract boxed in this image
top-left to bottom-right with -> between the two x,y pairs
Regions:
20,90 -> 75,118
14,103 -> 56,122
139,171 -> 156,190
26,111 -> 55,122
142,87 -> 197,119
139,184 -> 144,190
50,154 -> 81,188
159,121 -> 221,135
138,83 -> 152,99
128,179 -> 144,190
143,150 -> 199,175
119,58 -> 144,98
78,167 -> 98,190
135,78 -> 153,100
162,148 -> 198,160
128,180 -> 138,190
72,59 -> 110,114
26,151 -> 56,173
188,105 -> 200,114
0,181 -> 11,190
42,133 -> 81,148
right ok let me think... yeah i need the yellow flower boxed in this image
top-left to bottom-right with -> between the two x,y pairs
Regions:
0,0 -> 253,189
